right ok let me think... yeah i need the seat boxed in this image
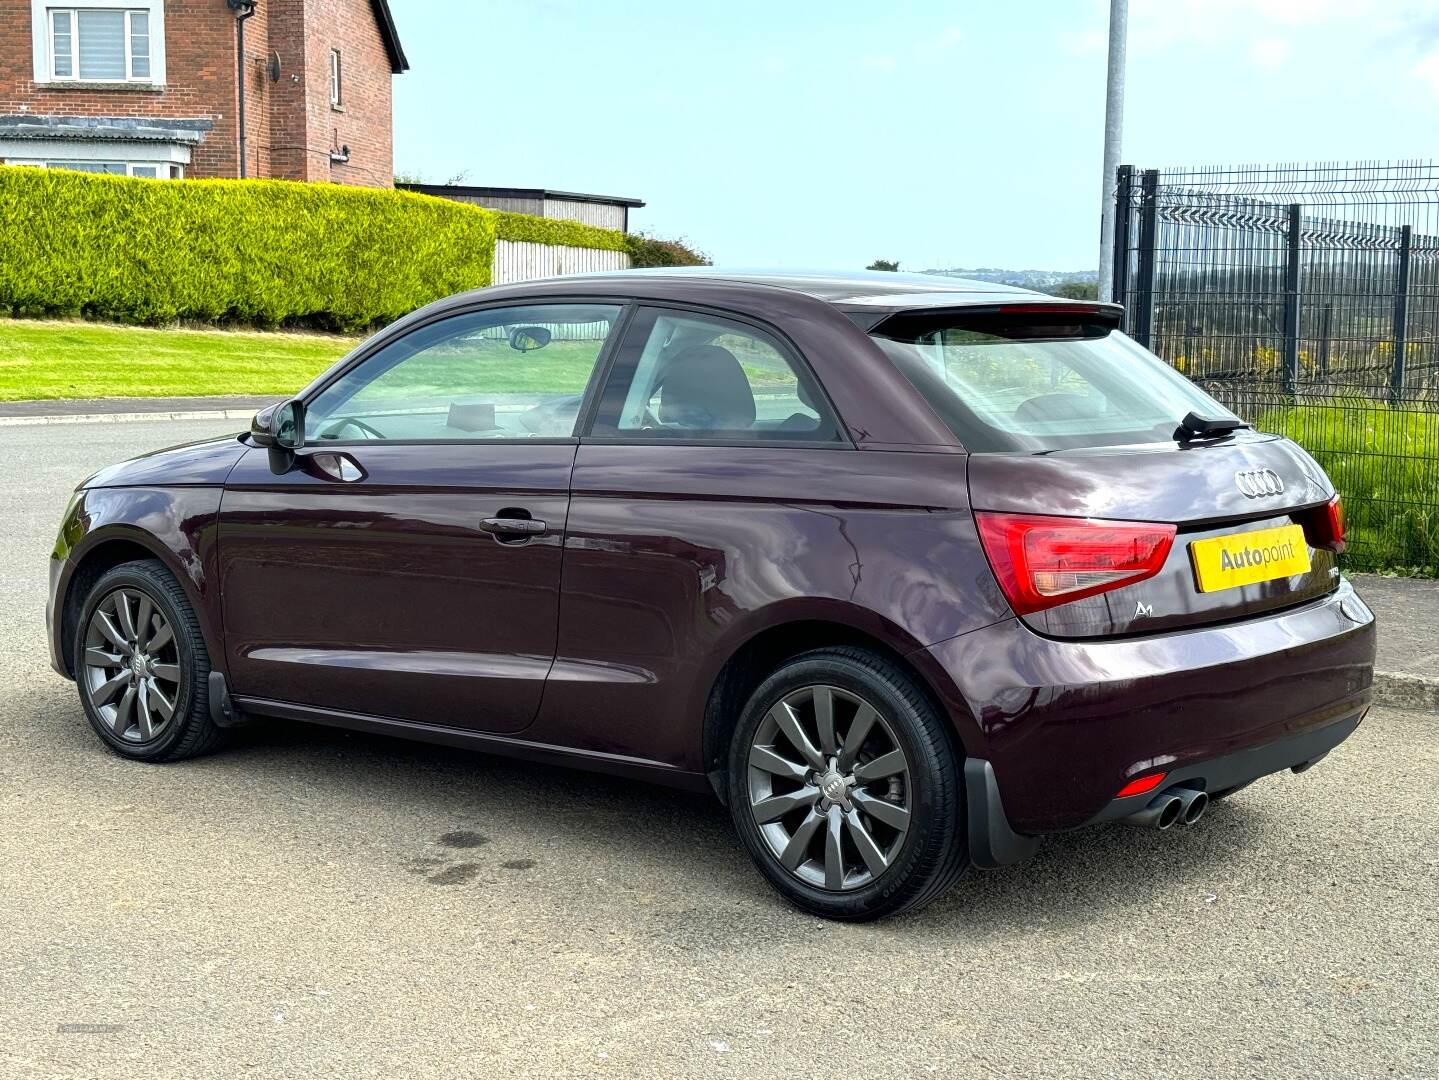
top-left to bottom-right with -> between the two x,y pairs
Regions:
657,344 -> 756,430
778,378 -> 822,431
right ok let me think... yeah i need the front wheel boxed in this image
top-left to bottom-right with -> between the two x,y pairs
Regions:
75,560 -> 224,762
726,647 -> 968,921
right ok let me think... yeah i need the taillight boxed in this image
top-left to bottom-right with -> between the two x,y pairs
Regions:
975,512 -> 1177,616
1302,494 -> 1346,553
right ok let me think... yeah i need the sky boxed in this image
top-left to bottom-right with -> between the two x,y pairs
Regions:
391,0 -> 1439,273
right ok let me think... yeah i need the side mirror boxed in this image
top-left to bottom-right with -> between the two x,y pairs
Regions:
273,399 -> 305,450
508,325 -> 552,352
251,399 -> 305,450
250,403 -> 278,448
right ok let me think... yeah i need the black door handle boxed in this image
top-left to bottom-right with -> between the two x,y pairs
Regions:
479,517 -> 547,537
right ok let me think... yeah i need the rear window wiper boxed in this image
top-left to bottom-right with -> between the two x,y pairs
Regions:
1175,411 -> 1250,442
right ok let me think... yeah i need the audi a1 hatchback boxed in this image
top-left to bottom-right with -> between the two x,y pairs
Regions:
48,269 -> 1375,921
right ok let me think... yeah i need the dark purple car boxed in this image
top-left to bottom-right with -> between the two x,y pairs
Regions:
47,270 -> 1375,920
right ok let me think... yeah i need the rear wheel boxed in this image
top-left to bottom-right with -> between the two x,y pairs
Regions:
75,560 -> 224,762
727,647 -> 968,921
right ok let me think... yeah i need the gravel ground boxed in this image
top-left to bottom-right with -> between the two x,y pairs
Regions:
1,419 -> 1435,1079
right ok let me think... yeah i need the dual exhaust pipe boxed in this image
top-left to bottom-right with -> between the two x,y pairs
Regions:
1121,785 -> 1209,831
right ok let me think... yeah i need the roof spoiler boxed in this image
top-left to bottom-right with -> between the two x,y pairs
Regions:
853,300 -> 1127,333
939,301 -> 1125,324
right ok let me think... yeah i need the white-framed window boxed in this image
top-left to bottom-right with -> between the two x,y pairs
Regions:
8,159 -> 182,178
32,0 -> 165,84
329,48 -> 342,107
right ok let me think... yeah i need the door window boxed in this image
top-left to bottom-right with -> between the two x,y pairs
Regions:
589,309 -> 840,442
303,304 -> 623,442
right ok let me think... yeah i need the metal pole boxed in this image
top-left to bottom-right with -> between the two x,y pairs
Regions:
1097,0 -> 1128,302
1282,203 -> 1302,396
236,15 -> 246,177
1133,169 -> 1159,348
1111,164 -> 1134,320
230,1 -> 256,178
1318,302 -> 1332,379
1392,224 -> 1412,407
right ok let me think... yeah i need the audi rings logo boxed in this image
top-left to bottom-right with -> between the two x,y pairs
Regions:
1235,467 -> 1285,498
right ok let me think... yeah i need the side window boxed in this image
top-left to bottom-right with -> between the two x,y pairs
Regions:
303,304 -> 622,442
589,309 -> 840,442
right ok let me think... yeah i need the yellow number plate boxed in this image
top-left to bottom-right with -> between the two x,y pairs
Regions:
1190,524 -> 1312,593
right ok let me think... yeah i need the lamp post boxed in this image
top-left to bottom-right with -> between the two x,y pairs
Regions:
228,0 -> 257,178
1097,0 -> 1128,302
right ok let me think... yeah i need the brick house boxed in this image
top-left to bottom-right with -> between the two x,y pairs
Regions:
0,0 -> 407,185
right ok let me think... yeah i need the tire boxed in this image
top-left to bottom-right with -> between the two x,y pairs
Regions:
726,646 -> 968,921
73,559 -> 225,763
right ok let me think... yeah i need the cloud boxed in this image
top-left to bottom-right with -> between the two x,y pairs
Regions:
1060,28 -> 1108,57
1070,0 -> 1439,75
861,54 -> 898,73
911,25 -> 966,62
930,26 -> 965,51
1248,36 -> 1291,71
1414,51 -> 1439,96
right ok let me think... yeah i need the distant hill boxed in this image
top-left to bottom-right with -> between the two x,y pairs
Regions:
923,268 -> 1098,290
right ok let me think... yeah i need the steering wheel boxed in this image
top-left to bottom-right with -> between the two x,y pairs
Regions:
318,416 -> 386,441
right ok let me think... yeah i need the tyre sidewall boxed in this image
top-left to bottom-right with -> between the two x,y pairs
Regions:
726,651 -> 964,921
75,564 -> 204,761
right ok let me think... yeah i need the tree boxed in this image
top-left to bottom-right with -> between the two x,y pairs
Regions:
867,259 -> 900,272
1050,280 -> 1099,300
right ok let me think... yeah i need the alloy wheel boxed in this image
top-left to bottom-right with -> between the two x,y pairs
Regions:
81,587 -> 182,744
746,684 -> 912,891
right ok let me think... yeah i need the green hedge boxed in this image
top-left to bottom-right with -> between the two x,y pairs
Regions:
492,210 -> 629,253
0,166 -> 502,330
493,211 -> 709,267
0,167 -> 710,330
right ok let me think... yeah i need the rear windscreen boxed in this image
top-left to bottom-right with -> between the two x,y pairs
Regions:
868,312 -> 1243,452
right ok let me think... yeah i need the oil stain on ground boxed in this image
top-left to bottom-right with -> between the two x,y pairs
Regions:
426,863 -> 483,885
437,830 -> 489,849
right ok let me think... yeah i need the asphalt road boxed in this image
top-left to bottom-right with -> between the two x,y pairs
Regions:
1,419 -> 1436,1080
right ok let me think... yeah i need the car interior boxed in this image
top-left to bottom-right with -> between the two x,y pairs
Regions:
304,307 -> 830,444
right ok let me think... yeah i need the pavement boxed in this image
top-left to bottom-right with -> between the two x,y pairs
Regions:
1,417 -> 1436,1079
1351,574 -> 1439,713
0,395 -> 279,427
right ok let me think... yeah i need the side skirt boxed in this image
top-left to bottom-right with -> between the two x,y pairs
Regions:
233,696 -> 714,794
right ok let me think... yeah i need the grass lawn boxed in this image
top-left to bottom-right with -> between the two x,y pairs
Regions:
1260,400 -> 1439,575
0,318 -> 361,401
0,318 -> 800,402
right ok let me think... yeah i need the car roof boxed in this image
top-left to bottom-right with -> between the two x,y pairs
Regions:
533,267 -> 1046,309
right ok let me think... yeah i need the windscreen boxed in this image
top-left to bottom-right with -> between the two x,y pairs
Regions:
868,312 -> 1243,452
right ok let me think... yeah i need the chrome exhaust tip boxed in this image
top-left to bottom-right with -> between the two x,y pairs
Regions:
1121,791 -> 1184,831
1171,785 -> 1209,827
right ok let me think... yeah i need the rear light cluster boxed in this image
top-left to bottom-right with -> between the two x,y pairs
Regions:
975,512 -> 1177,616
1299,494 -> 1346,553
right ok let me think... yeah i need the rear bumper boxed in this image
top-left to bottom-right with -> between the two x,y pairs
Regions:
927,578 -> 1375,835
1083,708 -> 1362,826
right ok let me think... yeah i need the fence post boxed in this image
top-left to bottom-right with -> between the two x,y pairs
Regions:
1111,164 -> 1134,321
1318,302 -> 1332,379
1132,169 -> 1159,349
1391,224 -> 1412,406
1282,203 -> 1302,396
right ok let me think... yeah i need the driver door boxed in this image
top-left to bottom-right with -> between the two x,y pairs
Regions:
216,302 -> 623,734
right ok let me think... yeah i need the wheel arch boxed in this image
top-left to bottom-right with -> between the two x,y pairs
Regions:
699,612 -> 980,803
58,527 -> 214,679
